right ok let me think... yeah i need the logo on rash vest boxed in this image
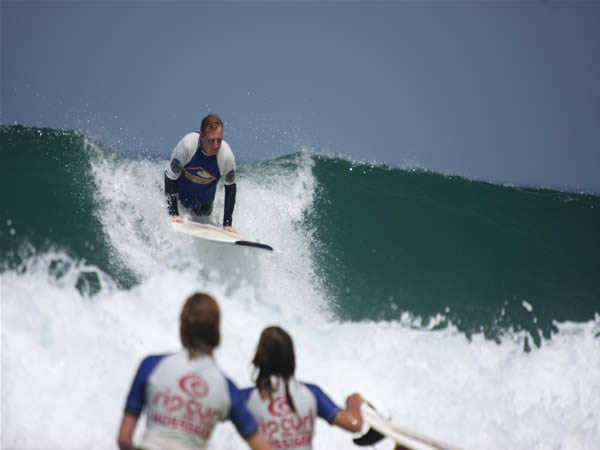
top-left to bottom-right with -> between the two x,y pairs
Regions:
260,397 -> 314,448
170,158 -> 183,176
183,166 -> 217,184
224,169 -> 236,184
179,374 -> 209,398
268,396 -> 292,416
150,373 -> 223,439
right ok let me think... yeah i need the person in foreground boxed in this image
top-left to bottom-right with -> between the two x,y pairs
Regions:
117,293 -> 271,450
240,326 -> 363,450
165,114 -> 237,233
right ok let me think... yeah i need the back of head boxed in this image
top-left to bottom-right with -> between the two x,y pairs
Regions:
200,114 -> 223,135
252,326 -> 296,380
252,326 -> 298,413
180,293 -> 220,354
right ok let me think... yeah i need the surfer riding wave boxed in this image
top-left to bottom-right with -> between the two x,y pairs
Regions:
164,114 -> 237,234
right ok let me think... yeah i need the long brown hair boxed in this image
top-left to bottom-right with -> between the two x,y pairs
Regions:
252,326 -> 297,414
179,293 -> 220,356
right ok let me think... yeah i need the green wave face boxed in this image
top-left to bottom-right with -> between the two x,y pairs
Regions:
2,125 -> 599,341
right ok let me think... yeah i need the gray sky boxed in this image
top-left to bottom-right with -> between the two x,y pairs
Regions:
2,0 -> 599,193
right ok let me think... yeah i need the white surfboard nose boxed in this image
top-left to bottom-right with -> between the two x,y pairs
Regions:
172,218 -> 273,251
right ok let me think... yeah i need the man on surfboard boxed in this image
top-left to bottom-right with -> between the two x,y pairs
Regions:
164,114 -> 237,232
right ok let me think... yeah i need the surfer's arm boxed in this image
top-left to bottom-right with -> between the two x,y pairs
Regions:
164,173 -> 180,217
118,355 -> 164,450
164,133 -> 197,219
305,384 -> 363,432
218,142 -> 236,228
223,182 -> 236,228
246,432 -> 273,450
333,393 -> 363,432
117,413 -> 138,450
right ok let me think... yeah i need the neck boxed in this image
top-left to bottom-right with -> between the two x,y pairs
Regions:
187,347 -> 212,359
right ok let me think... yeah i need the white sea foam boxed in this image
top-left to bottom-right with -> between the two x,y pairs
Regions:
90,149 -> 329,320
2,256 -> 599,449
2,148 -> 599,449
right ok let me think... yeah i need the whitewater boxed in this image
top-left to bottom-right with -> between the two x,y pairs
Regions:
2,134 -> 600,449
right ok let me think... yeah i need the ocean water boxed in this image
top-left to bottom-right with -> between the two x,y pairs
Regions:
1,124 -> 599,449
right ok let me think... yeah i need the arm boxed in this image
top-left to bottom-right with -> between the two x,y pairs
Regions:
223,182 -> 236,230
117,413 -> 138,450
305,383 -> 362,432
332,393 -> 363,433
226,379 -> 264,444
164,133 -> 197,221
217,141 -> 237,231
246,431 -> 273,450
117,355 -> 165,449
164,173 -> 181,220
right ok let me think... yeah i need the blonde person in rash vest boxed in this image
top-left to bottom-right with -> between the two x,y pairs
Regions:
164,114 -> 237,233
117,293 -> 271,450
240,326 -> 363,450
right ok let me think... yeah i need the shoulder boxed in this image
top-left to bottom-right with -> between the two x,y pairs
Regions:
302,382 -> 341,423
124,353 -> 171,415
172,132 -> 200,156
177,132 -> 200,152
288,379 -> 325,404
168,134 -> 199,176
181,131 -> 200,145
137,353 -> 169,375
302,381 -> 325,397
218,140 -> 235,160
216,140 -> 236,180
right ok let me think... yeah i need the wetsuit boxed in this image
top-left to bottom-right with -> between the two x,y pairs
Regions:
240,376 -> 341,450
123,352 -> 257,450
165,132 -> 236,227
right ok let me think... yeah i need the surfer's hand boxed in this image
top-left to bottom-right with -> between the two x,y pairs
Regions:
170,215 -> 183,223
223,225 -> 237,234
334,392 -> 363,431
346,393 -> 363,409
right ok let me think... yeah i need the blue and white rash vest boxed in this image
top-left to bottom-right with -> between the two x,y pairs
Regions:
240,376 -> 341,450
124,351 -> 257,450
165,132 -> 236,209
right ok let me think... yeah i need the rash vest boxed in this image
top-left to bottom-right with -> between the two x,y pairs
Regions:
124,351 -> 257,450
240,376 -> 341,450
165,132 -> 236,209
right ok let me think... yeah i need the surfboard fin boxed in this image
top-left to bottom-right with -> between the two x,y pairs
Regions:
353,399 -> 388,446
356,398 -> 461,450
353,427 -> 386,446
234,240 -> 273,251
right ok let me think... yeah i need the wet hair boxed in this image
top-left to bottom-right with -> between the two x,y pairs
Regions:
252,326 -> 297,414
200,114 -> 223,134
179,293 -> 220,354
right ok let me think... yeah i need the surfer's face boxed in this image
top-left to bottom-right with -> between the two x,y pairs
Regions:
201,126 -> 223,155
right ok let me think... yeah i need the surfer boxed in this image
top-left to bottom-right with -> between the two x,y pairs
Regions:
165,114 -> 237,233
240,326 -> 363,450
117,293 -> 271,450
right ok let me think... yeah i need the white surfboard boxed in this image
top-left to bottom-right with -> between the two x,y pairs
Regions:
171,218 -> 273,251
354,402 -> 460,450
